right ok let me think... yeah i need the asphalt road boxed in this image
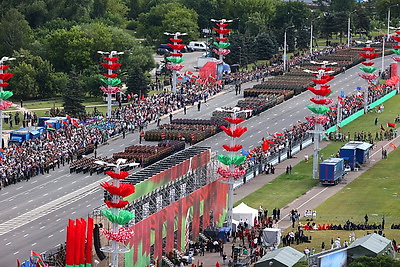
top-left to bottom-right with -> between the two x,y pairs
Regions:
0,55 -> 394,266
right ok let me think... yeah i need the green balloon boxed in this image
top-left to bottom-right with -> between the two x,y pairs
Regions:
101,209 -> 134,225
391,49 -> 400,55
166,57 -> 185,64
0,91 -> 13,100
307,105 -> 330,114
213,42 -> 230,48
100,78 -> 121,86
359,66 -> 377,73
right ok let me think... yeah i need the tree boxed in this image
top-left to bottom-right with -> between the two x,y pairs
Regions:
126,64 -> 150,97
0,8 -> 33,56
8,49 -> 66,99
255,32 -> 278,60
63,66 -> 86,117
136,3 -> 199,45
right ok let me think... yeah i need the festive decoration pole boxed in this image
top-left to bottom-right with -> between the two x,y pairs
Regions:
95,159 -> 139,267
358,42 -> 379,113
98,51 -> 124,118
164,32 -> 187,94
305,61 -> 335,179
391,30 -> 400,92
217,107 -> 248,229
211,19 -> 233,62
0,57 -> 16,148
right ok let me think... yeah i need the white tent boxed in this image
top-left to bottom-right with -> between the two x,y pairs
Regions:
232,202 -> 258,227
261,228 -> 282,246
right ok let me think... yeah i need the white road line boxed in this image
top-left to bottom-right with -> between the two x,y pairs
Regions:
23,234 -> 29,237
40,226 -> 45,229
6,242 -> 11,245
32,243 -> 37,246
13,251 -> 19,255
48,235 -> 53,238
0,178 -> 105,236
279,187 -> 329,222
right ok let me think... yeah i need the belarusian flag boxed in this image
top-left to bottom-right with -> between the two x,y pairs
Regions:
31,251 -> 42,260
275,133 -> 284,137
45,122 -> 55,131
387,122 -> 396,128
66,115 -> 72,121
71,119 -> 80,128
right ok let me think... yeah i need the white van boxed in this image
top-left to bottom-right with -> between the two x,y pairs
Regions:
187,41 -> 208,51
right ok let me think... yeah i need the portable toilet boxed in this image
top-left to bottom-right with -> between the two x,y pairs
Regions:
355,142 -> 373,164
340,143 -> 358,170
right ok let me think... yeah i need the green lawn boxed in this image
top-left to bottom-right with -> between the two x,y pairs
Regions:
254,93 -> 400,254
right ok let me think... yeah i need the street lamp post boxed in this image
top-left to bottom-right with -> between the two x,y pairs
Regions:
94,159 -> 139,267
388,4 -> 399,41
164,32 -> 187,94
98,51 -> 124,118
211,18 -> 233,61
284,25 -> 294,72
216,107 -> 249,230
347,10 -> 357,47
0,56 -> 19,148
310,16 -> 321,54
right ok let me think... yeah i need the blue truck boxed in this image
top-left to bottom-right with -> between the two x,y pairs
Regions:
319,158 -> 345,185
8,126 -> 46,146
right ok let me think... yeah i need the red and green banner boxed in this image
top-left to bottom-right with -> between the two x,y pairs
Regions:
125,179 -> 229,267
65,217 -> 93,267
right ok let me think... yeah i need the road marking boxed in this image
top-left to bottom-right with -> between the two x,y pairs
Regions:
0,178 -> 105,236
6,242 -> 11,245
13,251 -> 19,255
16,186 -> 23,190
40,226 -> 45,229
57,187 -> 63,191
32,243 -> 36,246
48,235 -> 53,238
23,234 -> 29,237
279,187 -> 329,222
59,229 -> 64,233
43,193 -> 48,196
31,181 -> 37,184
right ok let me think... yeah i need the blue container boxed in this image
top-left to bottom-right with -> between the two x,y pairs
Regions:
319,158 -> 345,185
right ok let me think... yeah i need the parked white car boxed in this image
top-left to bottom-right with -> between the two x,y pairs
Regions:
187,41 -> 208,51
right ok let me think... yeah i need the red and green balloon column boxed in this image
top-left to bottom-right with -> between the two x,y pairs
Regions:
212,19 -> 233,62
98,51 -> 124,118
358,44 -> 379,113
0,57 -> 15,148
217,108 -> 247,229
306,64 -> 334,179
99,165 -> 136,267
390,30 -> 400,91
165,32 -> 187,94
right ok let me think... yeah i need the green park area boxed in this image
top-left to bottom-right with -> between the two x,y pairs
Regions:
237,93 -> 400,253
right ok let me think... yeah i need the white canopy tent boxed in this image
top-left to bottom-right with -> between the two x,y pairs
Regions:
232,202 -> 258,227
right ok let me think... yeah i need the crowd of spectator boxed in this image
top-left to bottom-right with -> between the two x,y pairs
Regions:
0,43 -> 396,193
